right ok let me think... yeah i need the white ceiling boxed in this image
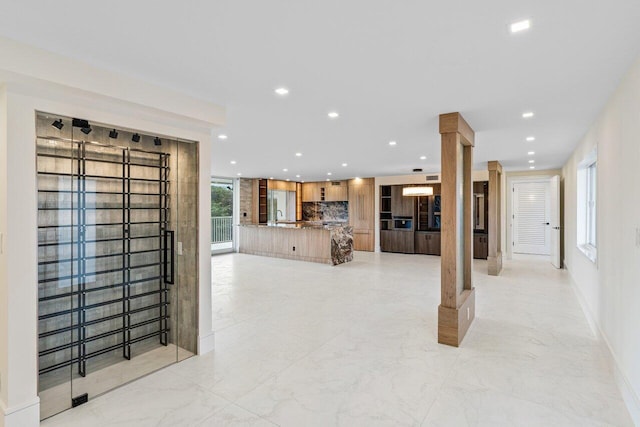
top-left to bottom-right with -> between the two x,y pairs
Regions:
1,1 -> 639,181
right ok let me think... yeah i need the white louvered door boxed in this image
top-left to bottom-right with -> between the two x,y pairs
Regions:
513,181 -> 551,255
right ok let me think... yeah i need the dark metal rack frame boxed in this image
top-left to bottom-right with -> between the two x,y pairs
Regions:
37,137 -> 173,377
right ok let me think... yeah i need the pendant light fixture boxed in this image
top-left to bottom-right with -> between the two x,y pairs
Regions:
402,186 -> 434,197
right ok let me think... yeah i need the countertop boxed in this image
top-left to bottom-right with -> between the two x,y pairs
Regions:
239,221 -> 350,230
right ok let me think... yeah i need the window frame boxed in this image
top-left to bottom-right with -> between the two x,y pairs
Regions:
576,149 -> 597,263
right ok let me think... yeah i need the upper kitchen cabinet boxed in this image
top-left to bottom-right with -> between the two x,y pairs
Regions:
325,181 -> 348,201
270,180 -> 297,191
301,182 -> 321,201
391,185 -> 415,217
301,181 -> 348,202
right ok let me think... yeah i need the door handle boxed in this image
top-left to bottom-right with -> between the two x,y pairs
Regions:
164,230 -> 175,284
552,226 -> 561,230
543,222 -> 550,225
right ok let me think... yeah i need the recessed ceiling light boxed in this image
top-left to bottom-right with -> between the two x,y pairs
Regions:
295,152 -> 302,157
389,141 -> 397,146
526,136 -> 536,142
296,174 -> 301,178
218,134 -> 228,140
529,160 -> 535,163
327,172 -> 332,176
230,160 -> 237,164
522,112 -> 534,119
527,151 -> 535,155
275,87 -> 289,96
283,168 -> 288,172
510,19 -> 531,33
355,177 -> 361,180
326,178 -> 331,181
269,177 -> 274,179
301,180 -> 305,183
530,166 -> 536,169
286,178 -> 290,181
420,155 -> 427,160
328,111 -> 339,119
342,163 -> 348,167
237,172 -> 242,176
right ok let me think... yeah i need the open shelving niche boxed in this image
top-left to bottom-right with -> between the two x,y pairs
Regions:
380,185 -> 392,230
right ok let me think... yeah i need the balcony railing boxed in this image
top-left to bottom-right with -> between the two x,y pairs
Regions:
211,216 -> 233,243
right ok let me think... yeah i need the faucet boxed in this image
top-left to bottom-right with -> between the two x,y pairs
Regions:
277,209 -> 283,219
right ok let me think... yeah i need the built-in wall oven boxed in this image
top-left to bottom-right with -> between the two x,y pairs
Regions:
393,216 -> 413,230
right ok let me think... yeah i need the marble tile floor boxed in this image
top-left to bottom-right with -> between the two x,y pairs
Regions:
43,252 -> 633,426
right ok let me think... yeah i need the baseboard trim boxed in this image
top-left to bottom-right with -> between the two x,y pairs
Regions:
1,397 -> 40,427
567,267 -> 640,425
198,331 -> 215,355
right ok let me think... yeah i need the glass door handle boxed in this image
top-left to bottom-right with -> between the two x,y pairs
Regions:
164,230 -> 175,284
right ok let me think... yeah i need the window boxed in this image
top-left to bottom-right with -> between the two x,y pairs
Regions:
585,162 -> 597,247
577,150 -> 597,262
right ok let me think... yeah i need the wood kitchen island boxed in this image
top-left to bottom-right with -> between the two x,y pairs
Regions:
238,223 -> 353,265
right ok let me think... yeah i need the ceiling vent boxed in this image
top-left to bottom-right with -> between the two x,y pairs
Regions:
412,168 -> 423,173
426,175 -> 439,181
331,181 -> 341,186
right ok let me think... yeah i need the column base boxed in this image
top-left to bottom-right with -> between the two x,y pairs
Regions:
198,331 -> 215,355
487,252 -> 503,276
438,288 -> 475,347
1,397 -> 40,427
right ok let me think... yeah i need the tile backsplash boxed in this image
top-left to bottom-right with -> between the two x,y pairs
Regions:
302,201 -> 349,222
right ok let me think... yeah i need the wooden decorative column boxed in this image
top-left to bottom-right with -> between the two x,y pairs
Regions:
438,112 -> 475,347
487,161 -> 503,275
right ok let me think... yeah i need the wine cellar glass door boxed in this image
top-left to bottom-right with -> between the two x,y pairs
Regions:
37,114 -> 198,420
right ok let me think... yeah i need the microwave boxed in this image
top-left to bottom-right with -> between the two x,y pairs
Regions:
393,217 -> 413,230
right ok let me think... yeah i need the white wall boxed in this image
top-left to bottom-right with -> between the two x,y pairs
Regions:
562,57 -> 640,424
0,64 -> 222,425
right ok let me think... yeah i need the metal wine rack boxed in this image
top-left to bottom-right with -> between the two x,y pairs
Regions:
37,137 -> 173,378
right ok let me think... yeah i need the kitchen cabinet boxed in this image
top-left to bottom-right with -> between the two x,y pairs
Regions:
348,178 -> 374,251
325,181 -> 348,201
380,230 -> 414,254
270,180 -> 296,191
379,181 -> 489,258
301,181 -> 348,201
474,233 -> 488,259
301,182 -> 321,202
391,185 -> 415,217
353,230 -> 373,252
380,230 -> 393,252
415,232 -> 441,256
